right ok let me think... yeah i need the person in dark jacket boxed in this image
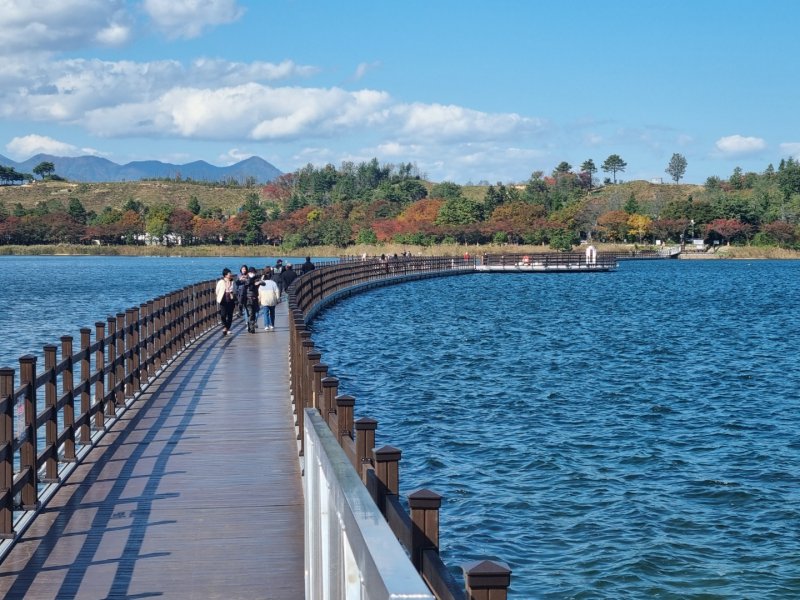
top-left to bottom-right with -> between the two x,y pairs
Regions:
281,263 -> 298,290
243,266 -> 263,333
300,256 -> 315,274
271,259 -> 285,295
235,264 -> 248,317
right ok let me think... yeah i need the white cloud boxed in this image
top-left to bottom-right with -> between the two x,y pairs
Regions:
0,0 -> 131,56
6,134 -> 101,158
219,148 -> 254,165
779,142 -> 800,159
715,134 -> 767,156
143,0 -> 244,39
394,103 -> 544,143
351,62 -> 381,82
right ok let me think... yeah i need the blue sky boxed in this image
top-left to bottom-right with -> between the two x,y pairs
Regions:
2,0 -> 798,185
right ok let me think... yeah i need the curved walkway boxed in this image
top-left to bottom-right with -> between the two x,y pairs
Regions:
0,304 -> 303,600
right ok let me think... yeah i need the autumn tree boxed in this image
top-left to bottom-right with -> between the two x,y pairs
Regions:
597,210 -> 630,242
627,214 -> 652,242
706,218 -> 752,245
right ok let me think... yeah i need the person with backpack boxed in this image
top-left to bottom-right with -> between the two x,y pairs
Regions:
243,266 -> 263,333
281,262 -> 298,291
259,268 -> 281,330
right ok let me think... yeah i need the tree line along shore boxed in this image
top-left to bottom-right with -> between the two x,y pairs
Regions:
2,157 -> 800,255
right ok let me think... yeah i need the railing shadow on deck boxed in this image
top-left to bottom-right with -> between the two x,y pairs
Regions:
0,334 -> 229,598
0,280 -> 219,561
288,256 -> 513,600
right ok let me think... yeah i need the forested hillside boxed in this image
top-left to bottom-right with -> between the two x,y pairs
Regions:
2,157 -> 800,250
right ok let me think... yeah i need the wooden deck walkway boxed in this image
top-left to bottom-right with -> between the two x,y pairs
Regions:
0,304 -> 304,599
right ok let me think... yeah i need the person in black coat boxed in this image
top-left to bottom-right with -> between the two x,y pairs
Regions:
300,256 -> 315,274
281,263 -> 298,291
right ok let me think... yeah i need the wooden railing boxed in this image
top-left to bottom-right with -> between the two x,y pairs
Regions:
481,251 -> 618,270
288,257 -> 512,600
0,281 -> 218,543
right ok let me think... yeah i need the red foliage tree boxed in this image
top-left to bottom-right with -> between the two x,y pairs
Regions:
706,218 -> 752,244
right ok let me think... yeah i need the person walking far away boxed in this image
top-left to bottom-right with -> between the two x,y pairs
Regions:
243,266 -> 263,333
281,262 -> 298,291
235,264 -> 249,318
272,259 -> 285,296
301,256 -> 315,274
259,269 -> 281,330
215,268 -> 236,336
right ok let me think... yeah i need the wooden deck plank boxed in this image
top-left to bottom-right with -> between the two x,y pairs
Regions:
0,304 -> 304,600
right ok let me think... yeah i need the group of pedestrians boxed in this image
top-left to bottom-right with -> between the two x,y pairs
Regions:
214,257 -> 315,336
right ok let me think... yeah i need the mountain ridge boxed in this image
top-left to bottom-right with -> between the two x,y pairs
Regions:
0,153 -> 282,183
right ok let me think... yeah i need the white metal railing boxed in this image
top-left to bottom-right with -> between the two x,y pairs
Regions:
304,409 -> 435,600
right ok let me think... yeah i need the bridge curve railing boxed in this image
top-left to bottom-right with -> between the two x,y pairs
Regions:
0,280 -> 218,556
288,256 -> 512,600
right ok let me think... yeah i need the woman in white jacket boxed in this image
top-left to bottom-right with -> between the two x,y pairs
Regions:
215,268 -> 236,336
258,268 -> 281,330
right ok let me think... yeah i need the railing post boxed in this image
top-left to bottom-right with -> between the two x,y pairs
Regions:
462,560 -> 512,600
94,321 -> 106,429
19,355 -> 39,510
354,417 -> 377,475
126,308 -> 137,396
79,327 -> 91,444
43,345 -> 59,483
321,376 -> 339,421
335,394 -> 354,442
373,445 -> 400,513
312,363 -> 328,412
61,335 -> 76,462
115,312 -> 125,407
304,350 -> 321,410
0,367 -> 15,538
107,316 -> 117,417
408,489 -> 442,570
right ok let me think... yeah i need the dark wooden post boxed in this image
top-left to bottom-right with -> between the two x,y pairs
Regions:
321,376 -> 339,421
126,308 -> 137,395
335,394 -> 354,441
462,560 -> 512,600
304,350 -> 321,410
373,445 -> 400,513
299,338 -> 314,412
153,296 -> 163,373
94,321 -> 105,429
79,327 -> 91,444
408,489 -> 441,570
354,417 -> 377,475
107,316 -> 117,417
42,345 -> 59,483
61,335 -> 76,461
312,363 -> 328,412
115,312 -> 125,406
0,367 -> 15,537
19,355 -> 38,510
131,306 -> 141,393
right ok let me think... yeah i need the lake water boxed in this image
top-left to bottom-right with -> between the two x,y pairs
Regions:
1,256 -> 798,598
0,255 -> 308,370
310,260 -> 800,598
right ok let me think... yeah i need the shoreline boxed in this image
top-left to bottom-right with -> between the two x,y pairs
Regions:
1,243 -> 798,260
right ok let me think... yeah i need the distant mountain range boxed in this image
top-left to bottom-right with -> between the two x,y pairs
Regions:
0,153 -> 282,184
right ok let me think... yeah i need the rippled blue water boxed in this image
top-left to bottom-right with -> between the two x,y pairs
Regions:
0,255 -> 308,369
311,260 -> 800,598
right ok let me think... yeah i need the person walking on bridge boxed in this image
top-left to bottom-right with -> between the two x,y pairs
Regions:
259,268 -> 281,330
243,266 -> 263,333
300,256 -> 315,274
215,268 -> 236,336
